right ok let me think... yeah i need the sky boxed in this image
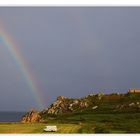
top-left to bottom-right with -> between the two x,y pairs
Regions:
0,7 -> 140,111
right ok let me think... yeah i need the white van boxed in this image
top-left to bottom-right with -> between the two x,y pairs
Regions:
44,125 -> 57,132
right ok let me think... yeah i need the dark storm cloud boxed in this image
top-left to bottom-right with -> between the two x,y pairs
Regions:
0,7 -> 140,111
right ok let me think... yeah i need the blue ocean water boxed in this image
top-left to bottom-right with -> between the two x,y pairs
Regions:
0,112 -> 25,122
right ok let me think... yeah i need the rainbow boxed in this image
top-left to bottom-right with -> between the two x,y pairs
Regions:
0,23 -> 45,110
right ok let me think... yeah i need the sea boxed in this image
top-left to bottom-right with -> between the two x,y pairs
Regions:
0,112 -> 25,122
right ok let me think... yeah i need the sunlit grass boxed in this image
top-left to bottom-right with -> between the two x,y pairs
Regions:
0,123 -> 81,134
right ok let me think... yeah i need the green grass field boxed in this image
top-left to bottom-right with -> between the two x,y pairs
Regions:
0,123 -> 82,134
0,123 -> 45,134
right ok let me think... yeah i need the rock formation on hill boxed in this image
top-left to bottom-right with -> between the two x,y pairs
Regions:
40,95 -> 92,116
21,109 -> 41,123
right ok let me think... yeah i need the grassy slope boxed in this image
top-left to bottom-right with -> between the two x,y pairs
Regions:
57,112 -> 140,133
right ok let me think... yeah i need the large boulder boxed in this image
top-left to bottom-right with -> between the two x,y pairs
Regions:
21,109 -> 41,123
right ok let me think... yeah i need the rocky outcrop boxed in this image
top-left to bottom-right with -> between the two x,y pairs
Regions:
21,109 -> 41,123
47,96 -> 67,115
40,96 -> 91,115
39,93 -> 107,116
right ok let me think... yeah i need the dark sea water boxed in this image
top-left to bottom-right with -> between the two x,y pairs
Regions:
0,112 -> 25,122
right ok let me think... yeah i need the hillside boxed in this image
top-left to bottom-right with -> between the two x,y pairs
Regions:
39,92 -> 140,116
20,91 -> 140,133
